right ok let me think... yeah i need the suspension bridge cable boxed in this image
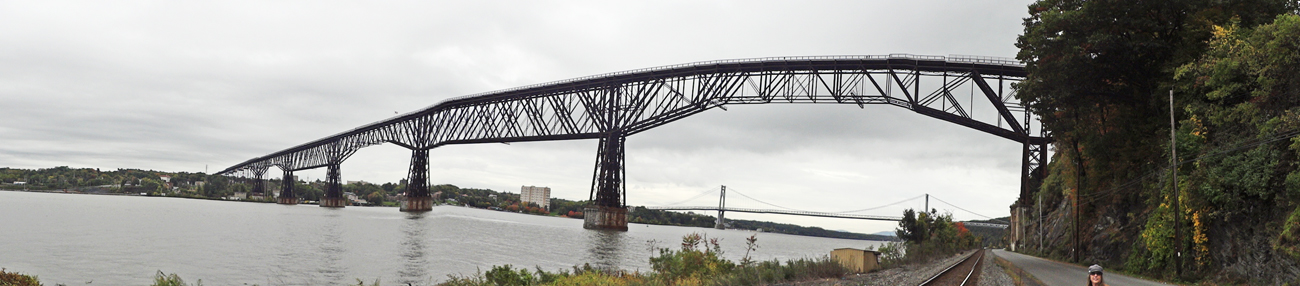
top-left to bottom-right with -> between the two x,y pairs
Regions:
831,194 -> 927,213
661,187 -> 719,206
727,187 -> 924,215
929,195 -> 1007,223
726,188 -> 804,211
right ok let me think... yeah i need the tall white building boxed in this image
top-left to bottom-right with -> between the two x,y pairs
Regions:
520,186 -> 551,210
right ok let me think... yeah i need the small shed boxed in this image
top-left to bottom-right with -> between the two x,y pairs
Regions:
831,248 -> 881,273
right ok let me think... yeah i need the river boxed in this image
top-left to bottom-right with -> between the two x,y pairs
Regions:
0,190 -> 885,285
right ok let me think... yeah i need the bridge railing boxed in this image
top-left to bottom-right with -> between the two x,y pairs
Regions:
948,54 -> 1024,66
438,54 -> 1023,106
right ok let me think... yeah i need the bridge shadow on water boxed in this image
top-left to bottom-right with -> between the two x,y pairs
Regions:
583,229 -> 630,271
316,210 -> 346,284
399,212 -> 430,285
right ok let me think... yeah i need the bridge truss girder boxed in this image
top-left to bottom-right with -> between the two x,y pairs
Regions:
219,55 -> 1049,210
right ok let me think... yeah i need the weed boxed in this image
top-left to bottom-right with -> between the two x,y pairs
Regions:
0,268 -> 42,286
151,271 -> 201,286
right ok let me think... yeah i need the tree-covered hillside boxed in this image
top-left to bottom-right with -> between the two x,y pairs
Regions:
1014,0 -> 1300,283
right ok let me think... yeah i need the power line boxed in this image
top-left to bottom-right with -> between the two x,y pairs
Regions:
1077,128 -> 1300,204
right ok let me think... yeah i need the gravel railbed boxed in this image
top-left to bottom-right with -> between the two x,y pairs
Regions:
785,249 -> 978,286
977,251 -> 1014,286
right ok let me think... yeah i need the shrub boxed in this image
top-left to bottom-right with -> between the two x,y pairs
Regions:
716,256 -> 846,285
648,233 -> 735,283
438,232 -> 849,286
874,241 -> 906,267
0,268 -> 42,286
151,271 -> 201,286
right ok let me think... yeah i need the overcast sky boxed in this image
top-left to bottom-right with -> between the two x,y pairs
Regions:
0,0 -> 1038,234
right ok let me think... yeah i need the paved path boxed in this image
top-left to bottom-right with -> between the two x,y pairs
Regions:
991,249 -> 1176,286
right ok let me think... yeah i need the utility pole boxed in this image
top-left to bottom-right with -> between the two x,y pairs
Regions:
1074,144 -> 1081,263
925,193 -> 930,213
1171,90 -> 1182,277
1038,191 -> 1043,253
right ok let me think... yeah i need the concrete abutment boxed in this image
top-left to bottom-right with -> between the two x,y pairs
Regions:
582,206 -> 628,231
276,197 -> 298,205
401,196 -> 433,212
320,197 -> 347,208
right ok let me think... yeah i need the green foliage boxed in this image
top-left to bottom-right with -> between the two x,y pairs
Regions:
893,209 -> 979,263
0,167 -> 224,195
1167,14 -> 1300,281
1193,146 -> 1281,211
648,233 -> 735,283
1277,206 -> 1300,258
1017,0 -> 1299,281
710,257 -> 847,286
895,208 -> 930,244
151,271 -> 201,286
1133,197 -> 1178,274
874,241 -> 906,268
0,268 -> 42,286
628,207 -> 715,228
437,233 -> 845,286
725,218 -> 891,240
484,265 -> 538,286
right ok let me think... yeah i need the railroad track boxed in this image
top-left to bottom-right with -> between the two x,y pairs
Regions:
919,248 -> 986,286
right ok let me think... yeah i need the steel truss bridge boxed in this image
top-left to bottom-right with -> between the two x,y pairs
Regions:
218,54 -> 1050,229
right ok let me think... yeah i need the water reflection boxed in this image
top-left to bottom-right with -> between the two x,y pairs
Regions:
398,212 -> 429,285
316,209 -> 346,285
1,192 -> 879,285
584,230 -> 628,271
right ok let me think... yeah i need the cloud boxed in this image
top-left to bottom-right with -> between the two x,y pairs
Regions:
0,0 -> 1036,234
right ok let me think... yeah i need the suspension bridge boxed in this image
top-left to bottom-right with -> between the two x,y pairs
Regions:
644,186 -> 1010,229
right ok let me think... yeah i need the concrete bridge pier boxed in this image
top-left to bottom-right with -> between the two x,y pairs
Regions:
401,149 -> 433,212
584,133 -> 628,231
277,169 -> 298,205
320,163 -> 347,208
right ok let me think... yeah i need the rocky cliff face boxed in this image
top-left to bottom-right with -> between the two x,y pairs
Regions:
1022,187 -> 1300,283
